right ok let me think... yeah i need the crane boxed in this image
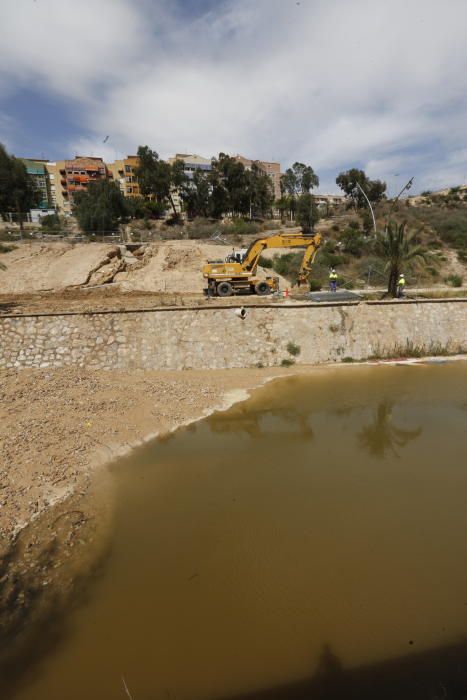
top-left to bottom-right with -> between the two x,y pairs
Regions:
203,231 -> 322,297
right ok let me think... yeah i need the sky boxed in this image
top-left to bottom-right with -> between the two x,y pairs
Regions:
1,0 -> 467,194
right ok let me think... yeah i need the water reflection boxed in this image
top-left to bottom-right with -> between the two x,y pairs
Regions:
357,400 -> 422,458
208,406 -> 314,440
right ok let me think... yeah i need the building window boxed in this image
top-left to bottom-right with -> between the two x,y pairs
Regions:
125,165 -> 132,173
127,186 -> 133,194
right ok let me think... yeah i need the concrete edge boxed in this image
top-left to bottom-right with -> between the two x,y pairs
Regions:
0,296 -> 466,320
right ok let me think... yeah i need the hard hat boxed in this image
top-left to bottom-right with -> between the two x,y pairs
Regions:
399,273 -> 404,277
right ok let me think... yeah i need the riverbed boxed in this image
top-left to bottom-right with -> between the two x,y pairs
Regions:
8,362 -> 467,700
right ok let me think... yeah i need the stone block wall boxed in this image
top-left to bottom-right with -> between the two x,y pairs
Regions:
0,300 -> 466,371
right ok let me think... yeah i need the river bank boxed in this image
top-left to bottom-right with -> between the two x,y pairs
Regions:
0,365 -> 296,552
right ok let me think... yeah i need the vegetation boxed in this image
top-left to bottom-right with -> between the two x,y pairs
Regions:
445,274 -> 463,287
73,180 -> 129,233
336,168 -> 387,209
40,213 -> 62,233
296,193 -> 319,234
0,143 -> 40,230
279,161 -> 319,222
286,342 -> 301,356
375,222 -> 429,297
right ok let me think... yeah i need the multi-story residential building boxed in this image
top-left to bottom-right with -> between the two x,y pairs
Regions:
21,159 -> 51,209
167,154 -> 212,212
234,155 -> 282,201
107,156 -> 141,198
57,156 -> 107,213
168,153 -> 212,176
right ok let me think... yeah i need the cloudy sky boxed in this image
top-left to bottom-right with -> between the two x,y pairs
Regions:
1,0 -> 467,193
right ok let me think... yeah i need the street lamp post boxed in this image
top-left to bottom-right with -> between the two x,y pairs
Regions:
355,181 -> 377,234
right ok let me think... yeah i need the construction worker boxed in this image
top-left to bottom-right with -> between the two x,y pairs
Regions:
329,268 -> 338,292
397,273 -> 406,298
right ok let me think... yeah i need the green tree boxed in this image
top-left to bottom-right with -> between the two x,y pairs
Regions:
247,163 -> 274,217
281,162 -> 319,197
375,221 -> 428,297
0,144 -> 40,230
180,170 -> 211,218
280,162 -> 319,221
296,193 -> 320,234
209,153 -> 249,217
73,180 -> 128,233
134,145 -> 185,217
336,168 -> 386,209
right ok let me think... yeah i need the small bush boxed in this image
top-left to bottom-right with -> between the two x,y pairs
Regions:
286,342 -> 301,356
331,223 -> 340,232
259,255 -> 273,269
342,357 -> 355,363
309,279 -> 322,291
281,358 -> 295,367
445,274 -> 463,287
0,243 -> 15,254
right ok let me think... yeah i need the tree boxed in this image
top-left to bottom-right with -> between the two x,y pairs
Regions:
296,193 -> 320,234
246,163 -> 274,217
209,153 -> 249,217
73,180 -> 128,233
0,144 -> 40,230
280,162 -> 319,221
375,221 -> 428,297
336,168 -> 386,209
281,162 -> 319,197
180,169 -> 211,219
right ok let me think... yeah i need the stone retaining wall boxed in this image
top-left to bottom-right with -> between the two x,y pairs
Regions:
1,300 -> 466,371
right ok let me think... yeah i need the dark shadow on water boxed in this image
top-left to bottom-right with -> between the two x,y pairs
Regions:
221,639 -> 467,700
357,400 -> 423,459
208,406 -> 314,441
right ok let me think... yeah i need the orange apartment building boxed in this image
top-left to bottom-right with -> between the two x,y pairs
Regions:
54,157 -> 107,213
107,156 -> 141,198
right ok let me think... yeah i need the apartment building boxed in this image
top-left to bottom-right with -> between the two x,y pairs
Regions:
56,156 -> 107,213
107,156 -> 141,198
167,154 -> 212,212
234,155 -> 282,201
21,159 -> 52,209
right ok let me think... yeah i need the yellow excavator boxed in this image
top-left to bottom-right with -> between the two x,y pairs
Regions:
203,231 -> 322,296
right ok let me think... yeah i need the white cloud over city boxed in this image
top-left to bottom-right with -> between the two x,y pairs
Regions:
1,0 -> 467,192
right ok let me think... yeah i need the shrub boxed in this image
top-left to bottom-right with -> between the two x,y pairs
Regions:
309,279 -> 322,291
286,342 -> 301,356
272,252 -> 303,281
348,220 -> 360,230
445,274 -> 463,287
331,223 -> 340,232
281,358 -> 295,367
227,218 -> 262,236
0,243 -> 15,254
40,213 -> 61,233
258,255 -> 273,269
341,227 -> 367,257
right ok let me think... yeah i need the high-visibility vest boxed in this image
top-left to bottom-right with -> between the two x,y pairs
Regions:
329,272 -> 338,280
398,277 -> 406,286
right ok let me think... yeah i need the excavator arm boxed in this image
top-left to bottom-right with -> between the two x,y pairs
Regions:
242,231 -> 322,282
203,230 -> 322,296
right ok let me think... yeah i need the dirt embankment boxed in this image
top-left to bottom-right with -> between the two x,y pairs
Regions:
0,240 -> 289,297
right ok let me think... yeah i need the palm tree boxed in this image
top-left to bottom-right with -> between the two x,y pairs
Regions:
376,221 -> 428,297
358,400 -> 422,458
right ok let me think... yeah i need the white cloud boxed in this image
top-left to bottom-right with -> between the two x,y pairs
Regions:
1,0 -> 467,192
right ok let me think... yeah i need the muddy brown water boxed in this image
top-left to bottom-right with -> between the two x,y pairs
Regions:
9,363 -> 467,700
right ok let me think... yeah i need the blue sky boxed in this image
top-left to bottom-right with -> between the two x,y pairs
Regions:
1,0 -> 467,194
